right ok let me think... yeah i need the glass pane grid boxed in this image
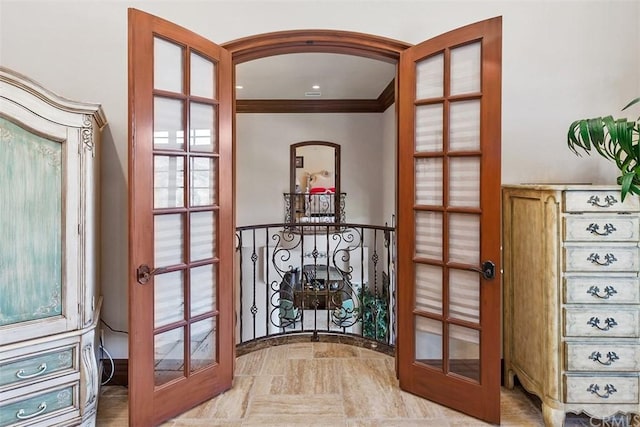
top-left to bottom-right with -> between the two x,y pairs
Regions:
450,42 -> 481,96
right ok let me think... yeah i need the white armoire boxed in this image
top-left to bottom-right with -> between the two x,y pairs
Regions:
0,68 -> 106,426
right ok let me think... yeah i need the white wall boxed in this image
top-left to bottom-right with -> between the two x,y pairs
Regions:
1,0 -> 639,358
236,113 -> 384,227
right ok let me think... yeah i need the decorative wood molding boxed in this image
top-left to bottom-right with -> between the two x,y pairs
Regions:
237,78 -> 396,114
223,30 -> 409,64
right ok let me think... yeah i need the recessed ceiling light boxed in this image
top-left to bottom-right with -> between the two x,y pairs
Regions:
312,85 -> 320,90
235,85 -> 244,89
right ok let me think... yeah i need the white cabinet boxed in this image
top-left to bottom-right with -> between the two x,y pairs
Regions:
503,184 -> 640,426
0,68 -> 105,427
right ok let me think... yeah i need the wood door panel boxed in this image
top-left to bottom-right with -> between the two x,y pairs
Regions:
397,16 -> 502,424
128,8 -> 233,426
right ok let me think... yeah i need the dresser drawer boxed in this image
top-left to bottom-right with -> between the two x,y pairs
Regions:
564,277 -> 640,304
564,246 -> 639,272
0,345 -> 76,389
565,375 -> 638,404
565,190 -> 640,213
564,215 -> 640,242
565,343 -> 640,371
0,383 -> 78,427
564,308 -> 639,337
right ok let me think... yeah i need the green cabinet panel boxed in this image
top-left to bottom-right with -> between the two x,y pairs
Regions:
0,385 -> 75,427
0,347 -> 74,387
0,118 -> 62,326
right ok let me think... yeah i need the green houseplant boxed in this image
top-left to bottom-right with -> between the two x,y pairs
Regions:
567,97 -> 640,201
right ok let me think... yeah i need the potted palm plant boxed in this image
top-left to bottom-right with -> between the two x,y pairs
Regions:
567,97 -> 640,200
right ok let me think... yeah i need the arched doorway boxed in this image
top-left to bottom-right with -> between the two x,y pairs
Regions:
128,10 -> 502,425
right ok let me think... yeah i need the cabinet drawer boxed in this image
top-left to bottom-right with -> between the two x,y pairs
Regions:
564,216 -> 640,242
564,190 -> 640,213
564,308 -> 639,337
564,246 -> 639,272
564,277 -> 640,304
565,343 -> 640,371
565,375 -> 638,404
0,346 -> 76,389
0,384 -> 77,427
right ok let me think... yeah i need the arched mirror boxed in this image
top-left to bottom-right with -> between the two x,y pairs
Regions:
287,141 -> 343,225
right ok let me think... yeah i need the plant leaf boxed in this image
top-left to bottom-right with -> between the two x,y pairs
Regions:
622,97 -> 640,111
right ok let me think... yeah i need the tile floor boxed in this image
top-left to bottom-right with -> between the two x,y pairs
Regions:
96,342 -> 637,426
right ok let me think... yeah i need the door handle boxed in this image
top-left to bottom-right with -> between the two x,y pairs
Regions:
136,264 -> 168,285
471,261 -> 496,280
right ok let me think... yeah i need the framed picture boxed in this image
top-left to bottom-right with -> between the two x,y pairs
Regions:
295,156 -> 304,168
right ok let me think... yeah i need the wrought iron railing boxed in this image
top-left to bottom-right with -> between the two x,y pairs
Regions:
283,192 -> 346,227
235,222 -> 395,353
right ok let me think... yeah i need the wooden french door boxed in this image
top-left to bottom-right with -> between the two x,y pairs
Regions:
128,9 -> 233,426
397,17 -> 502,424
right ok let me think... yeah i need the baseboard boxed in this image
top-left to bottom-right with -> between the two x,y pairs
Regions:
102,358 -> 128,387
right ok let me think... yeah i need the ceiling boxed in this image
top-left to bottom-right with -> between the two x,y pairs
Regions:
234,53 -> 397,100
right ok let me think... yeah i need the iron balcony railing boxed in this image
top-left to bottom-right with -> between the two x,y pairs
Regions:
283,192 -> 346,227
235,222 -> 395,352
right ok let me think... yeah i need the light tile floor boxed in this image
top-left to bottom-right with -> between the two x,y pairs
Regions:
96,342 -> 638,426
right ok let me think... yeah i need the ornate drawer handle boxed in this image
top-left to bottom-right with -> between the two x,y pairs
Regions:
587,383 -> 617,398
588,195 -> 617,208
586,285 -> 617,299
587,316 -> 617,331
586,223 -> 617,236
16,402 -> 47,420
15,363 -> 47,379
587,253 -> 617,266
588,351 -> 620,365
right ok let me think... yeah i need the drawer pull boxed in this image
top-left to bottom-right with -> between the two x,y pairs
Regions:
586,223 -> 617,236
16,402 -> 47,420
586,383 -> 617,399
15,363 -> 47,379
588,195 -> 617,208
588,351 -> 620,365
587,253 -> 617,266
587,316 -> 618,331
586,285 -> 618,299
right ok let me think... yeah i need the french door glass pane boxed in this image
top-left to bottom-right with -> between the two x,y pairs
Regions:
449,269 -> 480,323
449,100 -> 480,151
154,97 -> 185,150
190,211 -> 216,262
190,317 -> 217,372
449,325 -> 480,382
449,214 -> 480,266
190,52 -> 216,99
415,316 -> 443,371
415,158 -> 442,205
190,157 -> 216,207
189,103 -> 216,153
415,264 -> 442,315
154,271 -> 184,328
154,327 -> 185,386
154,156 -> 185,208
416,53 -> 444,99
449,157 -> 480,208
154,214 -> 184,267
154,37 -> 183,93
415,104 -> 443,152
450,42 -> 481,96
415,211 -> 442,259
190,264 -> 217,316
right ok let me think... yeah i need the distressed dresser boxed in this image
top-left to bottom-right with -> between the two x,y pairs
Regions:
503,184 -> 640,426
0,68 -> 106,426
